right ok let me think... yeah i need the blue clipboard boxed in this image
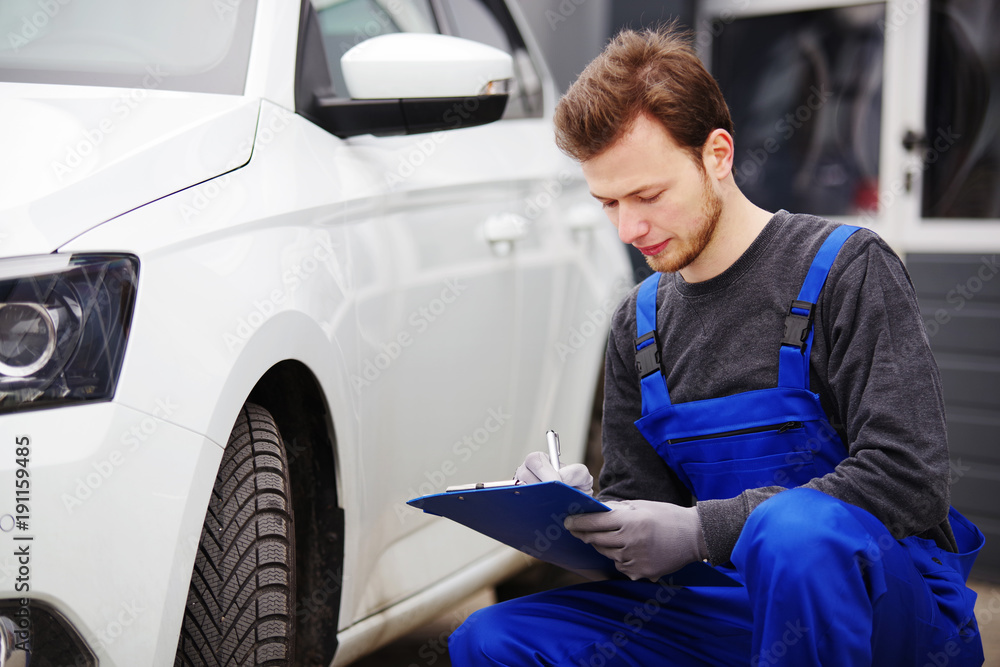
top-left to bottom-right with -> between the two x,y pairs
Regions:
407,480 -> 740,587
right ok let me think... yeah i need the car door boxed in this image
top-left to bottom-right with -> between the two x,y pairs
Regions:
437,0 -> 628,469
305,0 -> 525,621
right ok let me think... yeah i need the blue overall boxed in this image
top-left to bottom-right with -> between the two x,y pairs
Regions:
450,226 -> 985,666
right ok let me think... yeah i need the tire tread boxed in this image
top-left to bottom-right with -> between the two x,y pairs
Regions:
175,404 -> 295,666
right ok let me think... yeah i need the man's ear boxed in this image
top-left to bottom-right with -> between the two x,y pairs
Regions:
702,129 -> 735,181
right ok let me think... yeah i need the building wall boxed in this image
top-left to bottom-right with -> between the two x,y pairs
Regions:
908,253 -> 1000,578
514,0 -> 693,93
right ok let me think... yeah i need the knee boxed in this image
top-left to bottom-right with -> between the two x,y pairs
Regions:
448,605 -> 501,663
733,488 -> 888,577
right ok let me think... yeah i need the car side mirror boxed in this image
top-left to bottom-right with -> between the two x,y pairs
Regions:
312,33 -> 513,139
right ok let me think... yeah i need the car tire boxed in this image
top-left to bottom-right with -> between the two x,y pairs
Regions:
175,403 -> 296,666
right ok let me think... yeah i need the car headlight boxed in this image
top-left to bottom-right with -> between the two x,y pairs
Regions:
0,254 -> 138,413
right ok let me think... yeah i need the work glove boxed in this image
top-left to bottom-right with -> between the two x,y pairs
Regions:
564,499 -> 708,581
514,451 -> 594,496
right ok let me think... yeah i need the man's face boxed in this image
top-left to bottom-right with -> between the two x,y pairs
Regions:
582,113 -> 723,274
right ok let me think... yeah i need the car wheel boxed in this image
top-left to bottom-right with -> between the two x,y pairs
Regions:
175,403 -> 296,666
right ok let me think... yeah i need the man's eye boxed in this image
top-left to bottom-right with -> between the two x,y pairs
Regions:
638,193 -> 661,204
601,200 -> 618,209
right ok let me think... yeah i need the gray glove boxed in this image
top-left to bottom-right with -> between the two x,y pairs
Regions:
564,499 -> 708,581
514,451 -> 594,496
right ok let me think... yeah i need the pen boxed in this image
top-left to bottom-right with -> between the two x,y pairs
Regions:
546,430 -> 561,470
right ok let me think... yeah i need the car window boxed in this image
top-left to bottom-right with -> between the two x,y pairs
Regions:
711,4 -> 885,217
313,0 -> 438,98
922,0 -> 1000,219
437,0 -> 543,119
438,0 -> 508,51
0,0 -> 257,94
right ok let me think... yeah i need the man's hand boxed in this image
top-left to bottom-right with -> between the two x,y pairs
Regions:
564,500 -> 708,581
514,451 -> 593,496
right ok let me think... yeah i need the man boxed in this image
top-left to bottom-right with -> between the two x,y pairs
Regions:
448,26 -> 985,666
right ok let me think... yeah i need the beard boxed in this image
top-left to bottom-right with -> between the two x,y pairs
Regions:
644,173 -> 723,274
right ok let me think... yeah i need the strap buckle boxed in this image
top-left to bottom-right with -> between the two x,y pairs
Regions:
635,331 -> 661,378
781,300 -> 815,351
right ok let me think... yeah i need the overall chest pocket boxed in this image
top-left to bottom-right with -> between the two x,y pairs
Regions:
661,420 -> 844,501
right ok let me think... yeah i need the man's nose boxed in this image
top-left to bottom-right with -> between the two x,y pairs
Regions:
616,203 -> 648,245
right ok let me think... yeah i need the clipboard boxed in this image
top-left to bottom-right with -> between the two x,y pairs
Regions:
407,480 -> 740,587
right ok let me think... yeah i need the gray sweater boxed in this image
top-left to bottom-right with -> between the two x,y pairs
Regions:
597,210 -> 957,566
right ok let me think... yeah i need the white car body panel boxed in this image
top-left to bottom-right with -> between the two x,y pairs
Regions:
1,403 -> 222,666
242,0 -> 299,110
0,85 -> 259,256
0,0 -> 632,664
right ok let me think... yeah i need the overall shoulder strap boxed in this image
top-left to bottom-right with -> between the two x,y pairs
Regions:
777,225 -> 862,389
635,272 -> 671,415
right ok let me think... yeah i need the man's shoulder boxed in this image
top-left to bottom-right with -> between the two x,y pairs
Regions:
772,212 -> 891,281
777,214 -> 907,321
775,211 -> 879,255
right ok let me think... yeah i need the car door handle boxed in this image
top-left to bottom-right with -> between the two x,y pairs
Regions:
483,213 -> 529,256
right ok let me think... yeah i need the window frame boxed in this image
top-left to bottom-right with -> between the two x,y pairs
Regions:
706,1 -> 886,220
698,0 -> 1000,253
431,0 -> 546,119
294,0 -> 511,138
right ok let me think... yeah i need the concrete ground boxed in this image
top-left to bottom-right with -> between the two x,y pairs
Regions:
352,566 -> 1000,666
972,578 -> 1000,666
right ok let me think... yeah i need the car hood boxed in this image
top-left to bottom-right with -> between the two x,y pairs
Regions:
0,83 -> 261,259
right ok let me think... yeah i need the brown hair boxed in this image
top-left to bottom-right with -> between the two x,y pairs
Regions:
554,24 -> 733,166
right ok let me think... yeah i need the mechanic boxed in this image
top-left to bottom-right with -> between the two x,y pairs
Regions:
448,26 -> 985,666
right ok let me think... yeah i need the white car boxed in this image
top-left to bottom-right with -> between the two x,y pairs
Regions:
0,0 -> 630,665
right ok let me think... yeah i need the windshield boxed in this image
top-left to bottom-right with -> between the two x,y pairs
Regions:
0,0 -> 257,94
